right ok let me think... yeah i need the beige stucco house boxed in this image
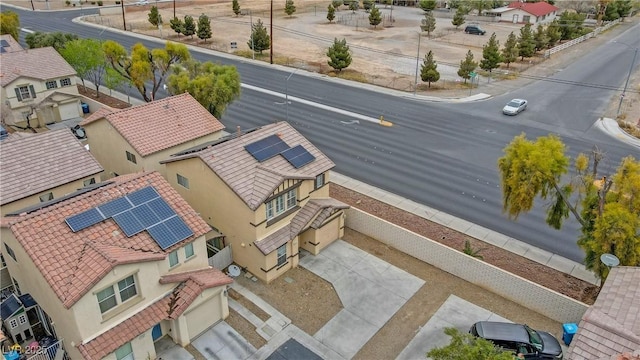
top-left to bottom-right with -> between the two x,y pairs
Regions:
162,122 -> 348,283
487,1 -> 559,24
0,171 -> 233,359
80,93 -> 225,180
0,45 -> 83,128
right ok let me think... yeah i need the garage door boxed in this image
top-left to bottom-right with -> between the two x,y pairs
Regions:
185,294 -> 222,339
58,102 -> 79,121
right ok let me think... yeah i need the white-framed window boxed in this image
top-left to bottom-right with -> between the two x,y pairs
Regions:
523,15 -> 530,23
96,275 -> 138,314
39,192 -> 53,202
60,78 -> 72,87
286,189 -> 296,208
315,173 -> 325,189
4,244 -> 16,262
97,286 -> 117,313
15,84 -> 35,101
18,314 -> 27,325
277,245 -> 287,266
84,178 -> 96,187
169,250 -> 179,267
45,80 -> 58,89
118,275 -> 137,302
184,243 -> 194,259
177,174 -> 189,189
126,151 -> 137,164
114,342 -> 134,360
9,319 -> 18,329
266,189 -> 297,220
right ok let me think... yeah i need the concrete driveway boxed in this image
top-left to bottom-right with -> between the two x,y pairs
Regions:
191,321 -> 257,360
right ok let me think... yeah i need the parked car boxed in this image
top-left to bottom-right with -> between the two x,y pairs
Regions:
464,25 -> 486,35
134,0 -> 149,5
503,98 -> 528,115
470,321 -> 563,359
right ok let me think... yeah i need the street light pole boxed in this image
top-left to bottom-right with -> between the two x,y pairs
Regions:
121,0 -> 127,31
250,10 -> 255,60
414,32 -> 421,95
616,46 -> 638,117
270,0 -> 274,64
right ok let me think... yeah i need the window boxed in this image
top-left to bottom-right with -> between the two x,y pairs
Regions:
9,319 -> 18,329
277,245 -> 287,266
45,80 -> 58,89
60,78 -> 72,87
184,243 -> 194,259
523,15 -> 530,23
4,244 -> 16,262
39,192 -> 54,202
266,189 -> 297,220
315,173 -> 325,189
118,275 -> 137,302
126,151 -> 137,164
114,342 -> 134,360
84,178 -> 96,187
169,250 -> 179,267
177,174 -> 189,189
97,275 -> 138,314
18,314 -> 27,325
286,189 -> 296,208
97,286 -> 117,313
0,253 -> 6,268
15,85 -> 35,101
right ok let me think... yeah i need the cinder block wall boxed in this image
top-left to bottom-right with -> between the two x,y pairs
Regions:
345,208 -> 588,323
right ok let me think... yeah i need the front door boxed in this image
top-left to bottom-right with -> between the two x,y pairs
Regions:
512,14 -> 519,23
152,324 -> 162,341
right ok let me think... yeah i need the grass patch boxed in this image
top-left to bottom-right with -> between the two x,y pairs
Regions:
328,69 -> 368,83
617,118 -> 640,138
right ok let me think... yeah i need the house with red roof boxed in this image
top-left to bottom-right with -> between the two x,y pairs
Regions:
162,122 -> 348,283
486,1 -> 560,24
80,93 -> 225,180
1,171 -> 233,359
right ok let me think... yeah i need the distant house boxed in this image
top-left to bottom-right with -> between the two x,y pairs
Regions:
1,171 -> 233,359
0,46 -> 83,128
566,266 -> 640,359
80,93 -> 225,180
486,1 -> 559,24
0,293 -> 39,345
162,122 -> 348,283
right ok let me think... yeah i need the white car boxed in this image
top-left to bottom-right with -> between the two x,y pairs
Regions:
134,0 -> 149,5
503,99 -> 528,115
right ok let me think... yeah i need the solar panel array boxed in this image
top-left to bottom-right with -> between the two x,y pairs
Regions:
65,186 -> 193,250
281,145 -> 316,169
245,135 -> 290,162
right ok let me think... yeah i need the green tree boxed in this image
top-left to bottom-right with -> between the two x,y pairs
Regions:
501,31 -> 518,68
533,24 -> 549,51
0,11 -> 20,41
427,328 -> 514,360
148,5 -> 162,27
232,0 -> 241,16
327,4 -> 336,22
327,37 -> 352,72
615,0 -> 633,18
103,40 -> 190,102
369,5 -> 382,27
332,0 -> 343,9
421,12 -> 436,36
419,0 -> 437,12
448,0 -> 461,8
59,38 -> 107,96
169,16 -> 184,36
480,32 -> 502,75
517,23 -> 536,60
197,13 -> 212,42
420,50 -> 440,88
498,133 -> 640,281
25,31 -> 78,51
349,1 -> 359,12
166,60 -> 241,118
603,1 -> 620,20
471,0 -> 488,15
285,0 -> 297,16
452,7 -> 466,28
363,0 -> 374,11
458,50 -> 477,83
183,15 -> 196,38
558,11 -> 586,40
545,19 -> 561,48
248,19 -> 270,54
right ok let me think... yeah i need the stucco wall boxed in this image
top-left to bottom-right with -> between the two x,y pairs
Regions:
2,76 -> 79,125
345,208 -> 589,323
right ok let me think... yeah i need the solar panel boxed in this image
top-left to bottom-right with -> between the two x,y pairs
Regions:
98,197 -> 133,218
147,222 -> 178,250
127,186 -> 159,206
281,145 -> 316,169
0,48 -> 6,53
0,40 -> 8,47
164,215 -> 194,242
113,211 -> 145,236
245,135 -> 290,162
130,204 -> 161,228
147,197 -> 176,219
66,208 -> 105,232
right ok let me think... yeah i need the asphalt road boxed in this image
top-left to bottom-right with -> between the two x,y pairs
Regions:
12,6 -> 640,262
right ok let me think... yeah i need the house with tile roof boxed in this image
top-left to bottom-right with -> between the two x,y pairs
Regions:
566,266 -> 640,360
0,34 -> 24,54
162,122 -> 348,283
80,93 -> 225,180
0,46 -> 83,128
486,1 -> 559,24
0,171 -> 233,359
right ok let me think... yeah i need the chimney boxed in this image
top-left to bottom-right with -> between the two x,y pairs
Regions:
236,126 -> 241,138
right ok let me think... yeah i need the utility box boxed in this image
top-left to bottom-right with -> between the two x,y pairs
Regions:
562,323 -> 578,345
81,103 -> 90,114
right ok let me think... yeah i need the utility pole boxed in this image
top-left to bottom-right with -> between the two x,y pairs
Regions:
121,0 -> 127,31
414,32 -> 421,95
250,10 -> 255,60
30,0 -> 34,10
616,46 -> 638,117
270,0 -> 274,64
173,0 -> 176,19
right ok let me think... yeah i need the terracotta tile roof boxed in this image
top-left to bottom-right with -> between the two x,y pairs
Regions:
164,122 -> 335,210
507,1 -> 559,16
1,171 -> 211,309
255,198 -> 348,254
567,267 -> 640,360
79,93 -> 224,157
0,47 -> 76,87
0,129 -> 104,206
0,35 -> 24,53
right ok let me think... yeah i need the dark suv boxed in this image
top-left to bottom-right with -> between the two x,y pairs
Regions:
470,321 -> 563,359
464,25 -> 486,35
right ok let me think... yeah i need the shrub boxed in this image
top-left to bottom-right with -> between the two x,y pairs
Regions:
90,1 -> 96,4
65,0 -> 71,5
97,0 -> 103,5
115,1 -> 120,3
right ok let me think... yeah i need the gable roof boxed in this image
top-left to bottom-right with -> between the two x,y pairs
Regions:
163,122 -> 335,210
80,93 -> 224,157
0,35 -> 24,53
0,47 -> 76,87
1,171 -> 211,309
566,267 -> 640,360
507,1 -> 559,16
0,129 -> 104,206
